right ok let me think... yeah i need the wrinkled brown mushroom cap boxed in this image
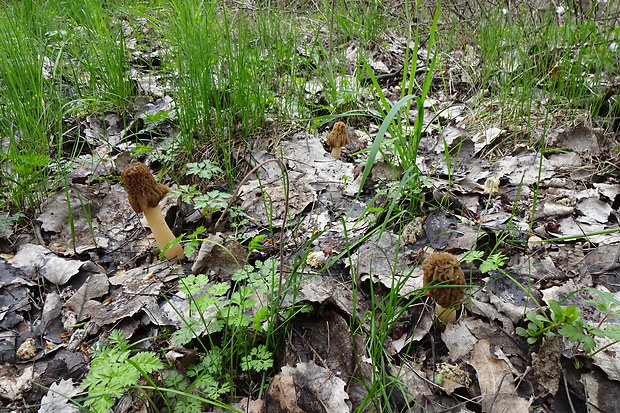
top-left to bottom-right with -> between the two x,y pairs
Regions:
121,162 -> 170,213
326,121 -> 350,149
422,252 -> 465,308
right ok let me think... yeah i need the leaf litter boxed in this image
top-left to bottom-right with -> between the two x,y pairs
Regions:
0,19 -> 619,413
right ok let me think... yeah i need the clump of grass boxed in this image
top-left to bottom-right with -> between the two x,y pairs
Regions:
324,0 -> 388,46
0,1 -> 63,210
470,2 -> 617,137
61,0 -> 136,111
157,0 -> 305,184
0,0 -> 140,211
356,0 -> 442,220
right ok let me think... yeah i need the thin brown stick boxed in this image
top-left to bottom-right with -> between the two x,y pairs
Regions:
563,373 -> 577,413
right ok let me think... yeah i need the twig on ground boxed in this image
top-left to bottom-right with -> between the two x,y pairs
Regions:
563,373 -> 577,413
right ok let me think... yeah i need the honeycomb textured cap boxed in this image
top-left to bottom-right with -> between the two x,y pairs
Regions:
422,252 -> 465,307
326,121 -> 350,148
121,162 -> 170,213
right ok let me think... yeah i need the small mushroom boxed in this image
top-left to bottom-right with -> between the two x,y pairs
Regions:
326,121 -> 350,159
121,162 -> 184,261
422,252 -> 466,324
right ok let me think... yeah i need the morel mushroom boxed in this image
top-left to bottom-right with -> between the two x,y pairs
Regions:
326,121 -> 350,159
121,162 -> 184,261
422,252 -> 466,324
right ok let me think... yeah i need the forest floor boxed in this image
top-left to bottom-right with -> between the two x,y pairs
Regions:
0,1 -> 619,412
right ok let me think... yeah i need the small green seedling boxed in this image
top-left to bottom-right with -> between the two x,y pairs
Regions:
186,160 -> 221,180
516,289 -> 620,357
81,330 -> 163,413
168,160 -> 232,222
461,250 -> 508,273
163,347 -> 233,413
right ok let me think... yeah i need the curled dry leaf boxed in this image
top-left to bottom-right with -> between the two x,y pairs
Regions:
38,379 -> 81,413
266,361 -> 349,412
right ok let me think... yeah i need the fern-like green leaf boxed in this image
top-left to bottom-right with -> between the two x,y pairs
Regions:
241,345 -> 273,372
479,252 -> 507,273
173,324 -> 199,346
208,282 -> 230,296
130,351 -> 163,374
460,250 -> 484,263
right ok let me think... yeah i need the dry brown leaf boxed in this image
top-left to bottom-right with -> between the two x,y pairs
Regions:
266,361 -> 349,413
531,336 -> 561,396
469,339 -> 531,413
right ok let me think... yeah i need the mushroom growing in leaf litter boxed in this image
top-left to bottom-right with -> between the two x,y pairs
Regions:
326,121 -> 350,159
422,251 -> 466,324
121,162 -> 184,261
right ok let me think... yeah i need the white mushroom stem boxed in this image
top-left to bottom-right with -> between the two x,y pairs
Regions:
143,206 -> 184,261
435,302 -> 458,325
330,147 -> 342,159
